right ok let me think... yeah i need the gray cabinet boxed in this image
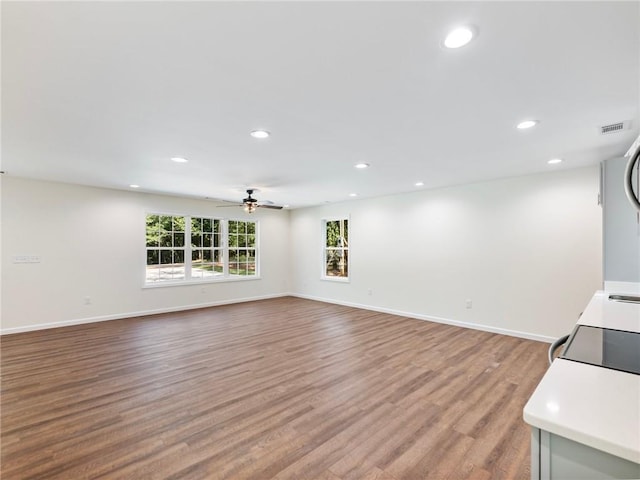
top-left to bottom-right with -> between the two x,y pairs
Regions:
531,427 -> 640,480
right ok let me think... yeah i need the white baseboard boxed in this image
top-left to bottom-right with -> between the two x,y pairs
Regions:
291,293 -> 556,343
0,293 -> 289,335
2,292 -> 556,343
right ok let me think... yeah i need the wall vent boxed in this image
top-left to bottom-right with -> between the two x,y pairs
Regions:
600,121 -> 630,135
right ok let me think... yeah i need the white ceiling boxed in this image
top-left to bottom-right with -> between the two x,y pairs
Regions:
3,1 -> 639,208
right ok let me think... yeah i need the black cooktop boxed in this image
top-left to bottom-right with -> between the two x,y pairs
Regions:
561,325 -> 640,375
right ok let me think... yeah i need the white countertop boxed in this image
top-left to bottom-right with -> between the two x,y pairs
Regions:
523,289 -> 640,464
577,290 -> 640,332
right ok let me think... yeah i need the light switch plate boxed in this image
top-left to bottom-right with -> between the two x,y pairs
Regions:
12,255 -> 41,263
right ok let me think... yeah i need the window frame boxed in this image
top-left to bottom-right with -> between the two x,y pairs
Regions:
321,217 -> 350,283
144,212 -> 260,288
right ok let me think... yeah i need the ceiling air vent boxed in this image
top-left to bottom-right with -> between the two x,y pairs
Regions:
600,121 -> 630,135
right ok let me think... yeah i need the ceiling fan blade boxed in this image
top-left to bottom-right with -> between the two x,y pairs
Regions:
257,204 -> 283,210
216,204 -> 243,208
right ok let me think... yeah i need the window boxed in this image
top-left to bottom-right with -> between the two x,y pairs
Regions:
146,215 -> 186,283
145,214 -> 258,285
323,218 -> 349,280
191,217 -> 223,279
228,220 -> 257,276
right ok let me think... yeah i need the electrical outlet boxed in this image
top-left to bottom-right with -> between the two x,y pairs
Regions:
465,299 -> 473,309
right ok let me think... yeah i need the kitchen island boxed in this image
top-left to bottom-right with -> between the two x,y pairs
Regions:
523,290 -> 640,479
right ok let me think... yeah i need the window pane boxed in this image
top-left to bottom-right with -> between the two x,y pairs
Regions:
191,233 -> 202,248
229,249 -> 238,262
147,250 -> 159,265
203,233 -> 212,248
342,250 -> 349,277
161,250 -> 173,264
326,220 -> 339,247
146,215 -> 160,247
229,234 -> 238,248
343,219 -> 349,242
238,235 -> 247,247
160,235 -> 172,247
213,249 -> 224,273
203,249 -> 212,262
146,265 -> 161,282
160,216 -> 172,231
229,220 -> 238,234
173,217 -> 185,232
247,255 -> 256,275
247,234 -> 256,247
325,248 -> 348,277
213,232 -> 221,248
191,217 -> 202,233
247,222 -> 255,235
174,232 -> 184,247
174,250 -> 184,264
146,214 -> 159,226
214,220 -> 220,233
203,218 -> 212,232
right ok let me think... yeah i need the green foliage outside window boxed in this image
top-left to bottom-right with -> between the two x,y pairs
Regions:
145,215 -> 257,283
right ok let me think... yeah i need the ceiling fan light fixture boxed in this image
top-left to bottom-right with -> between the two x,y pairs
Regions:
250,130 -> 270,139
171,157 -> 188,163
548,158 -> 563,165
415,181 -> 424,187
354,163 -> 370,169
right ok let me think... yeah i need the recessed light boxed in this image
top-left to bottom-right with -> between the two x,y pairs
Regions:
171,157 -> 188,163
548,158 -> 563,165
129,184 -> 140,188
517,120 -> 539,130
250,130 -> 270,139
444,26 -> 475,49
349,193 -> 358,197
354,163 -> 370,169
415,181 -> 424,187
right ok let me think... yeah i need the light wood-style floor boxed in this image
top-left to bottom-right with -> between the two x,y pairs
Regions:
1,297 -> 548,480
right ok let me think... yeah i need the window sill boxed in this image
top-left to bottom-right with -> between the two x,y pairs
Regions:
321,276 -> 350,283
143,276 -> 261,289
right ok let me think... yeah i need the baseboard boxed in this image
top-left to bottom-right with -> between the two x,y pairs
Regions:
0,293 -> 290,335
2,292 -> 556,342
290,293 -> 556,343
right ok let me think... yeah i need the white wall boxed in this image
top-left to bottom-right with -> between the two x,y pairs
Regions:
1,177 -> 291,333
290,166 -> 603,341
2,167 -> 603,340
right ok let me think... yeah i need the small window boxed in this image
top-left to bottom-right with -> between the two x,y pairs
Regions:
323,218 -> 349,280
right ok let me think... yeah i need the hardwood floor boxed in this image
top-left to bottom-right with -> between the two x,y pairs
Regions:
1,297 -> 549,479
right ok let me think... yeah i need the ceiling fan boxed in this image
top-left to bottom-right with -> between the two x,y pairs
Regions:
217,189 -> 284,213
